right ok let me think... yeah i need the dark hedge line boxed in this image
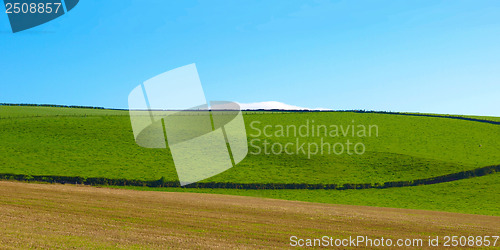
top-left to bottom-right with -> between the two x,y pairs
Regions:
346,110 -> 500,125
242,109 -> 500,125
186,165 -> 499,189
0,165 -> 498,190
0,175 -> 178,187
2,103 -> 498,125
0,103 -> 105,110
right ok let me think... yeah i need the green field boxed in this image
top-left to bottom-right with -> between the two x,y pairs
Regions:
115,172 -> 500,216
0,105 -> 499,215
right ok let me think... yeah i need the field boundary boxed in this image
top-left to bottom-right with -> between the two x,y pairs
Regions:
0,165 -> 497,190
2,103 -> 499,124
1,104 -> 498,190
242,110 -> 500,125
347,110 -> 500,125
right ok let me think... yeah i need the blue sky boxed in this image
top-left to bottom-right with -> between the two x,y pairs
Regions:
1,0 -> 499,116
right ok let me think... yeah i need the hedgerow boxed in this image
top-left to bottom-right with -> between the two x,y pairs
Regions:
1,165 -> 497,190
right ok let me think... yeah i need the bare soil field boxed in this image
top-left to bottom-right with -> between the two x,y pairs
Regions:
0,181 -> 498,249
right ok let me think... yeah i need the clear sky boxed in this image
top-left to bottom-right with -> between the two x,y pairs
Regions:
1,0 -> 499,116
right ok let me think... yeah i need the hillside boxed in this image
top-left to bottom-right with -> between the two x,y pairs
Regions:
0,105 -> 498,184
0,105 -> 498,215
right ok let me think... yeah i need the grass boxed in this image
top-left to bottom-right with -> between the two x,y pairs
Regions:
113,172 -> 500,216
0,105 -> 499,215
0,106 -> 498,184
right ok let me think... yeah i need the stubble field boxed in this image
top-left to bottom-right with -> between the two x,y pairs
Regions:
0,181 -> 498,249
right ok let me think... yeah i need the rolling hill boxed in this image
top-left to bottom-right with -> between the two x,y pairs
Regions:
0,105 -> 498,215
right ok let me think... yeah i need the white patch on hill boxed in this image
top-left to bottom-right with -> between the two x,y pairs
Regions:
236,101 -> 331,111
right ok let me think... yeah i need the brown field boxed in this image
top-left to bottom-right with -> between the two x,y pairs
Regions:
0,181 -> 498,249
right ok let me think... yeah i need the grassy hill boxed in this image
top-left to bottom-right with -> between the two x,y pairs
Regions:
0,106 -> 498,183
0,105 -> 498,215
